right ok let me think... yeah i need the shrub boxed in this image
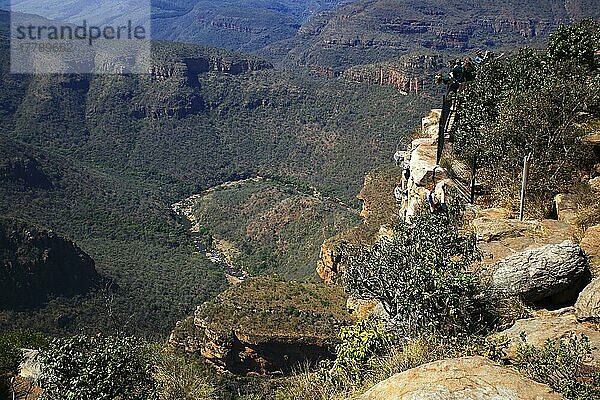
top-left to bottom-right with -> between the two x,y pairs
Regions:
156,349 -> 219,400
317,321 -> 395,388
343,205 -> 489,336
38,335 -> 158,400
514,334 -> 600,400
548,19 -> 600,70
452,21 -> 600,216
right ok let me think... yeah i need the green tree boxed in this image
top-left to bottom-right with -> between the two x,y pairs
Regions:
547,19 -> 600,70
343,204 -> 486,336
317,321 -> 395,387
453,23 -> 600,215
38,335 -> 158,400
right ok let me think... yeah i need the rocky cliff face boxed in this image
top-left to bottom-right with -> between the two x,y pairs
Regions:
171,276 -> 353,375
0,219 -> 100,310
138,48 -> 273,118
342,54 -> 445,94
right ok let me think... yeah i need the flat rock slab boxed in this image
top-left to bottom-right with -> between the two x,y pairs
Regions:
358,356 -> 563,400
472,217 -> 575,265
492,312 -> 600,366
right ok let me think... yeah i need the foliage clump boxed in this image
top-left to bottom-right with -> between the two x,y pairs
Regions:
452,19 -> 600,217
38,335 -> 158,400
343,204 -> 488,336
515,334 -> 600,400
316,321 -> 395,388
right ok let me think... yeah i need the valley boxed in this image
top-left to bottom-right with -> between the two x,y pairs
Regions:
0,2 -> 599,399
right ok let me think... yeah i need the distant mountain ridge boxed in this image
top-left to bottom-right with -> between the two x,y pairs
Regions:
1,0 -> 355,52
262,0 -> 600,72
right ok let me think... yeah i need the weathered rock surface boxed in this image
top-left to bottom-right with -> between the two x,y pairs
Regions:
590,177 -> 600,192
486,241 -> 589,306
554,193 -> 579,226
581,225 -> 600,270
493,312 -> 600,365
358,356 -> 563,400
473,216 -> 575,265
576,278 -> 600,320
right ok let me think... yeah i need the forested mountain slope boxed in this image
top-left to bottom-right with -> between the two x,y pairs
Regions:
0,12 -> 430,337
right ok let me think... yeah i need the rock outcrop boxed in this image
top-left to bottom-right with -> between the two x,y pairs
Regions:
575,278 -> 600,320
342,54 -> 445,95
0,219 -> 100,310
486,241 -> 590,306
397,109 -> 450,222
358,356 -> 563,400
581,225 -> 600,270
493,311 -> 600,366
176,276 -> 353,375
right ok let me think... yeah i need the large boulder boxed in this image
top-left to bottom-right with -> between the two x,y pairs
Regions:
487,241 -> 589,306
575,278 -> 600,320
492,312 -> 600,366
581,225 -> 600,270
358,356 -> 563,400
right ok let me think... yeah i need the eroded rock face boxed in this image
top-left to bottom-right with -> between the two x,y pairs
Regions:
487,241 -> 589,306
358,356 -> 563,400
576,279 -> 600,320
316,238 -> 343,284
493,312 -> 600,366
187,276 -> 353,375
581,225 -> 600,270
